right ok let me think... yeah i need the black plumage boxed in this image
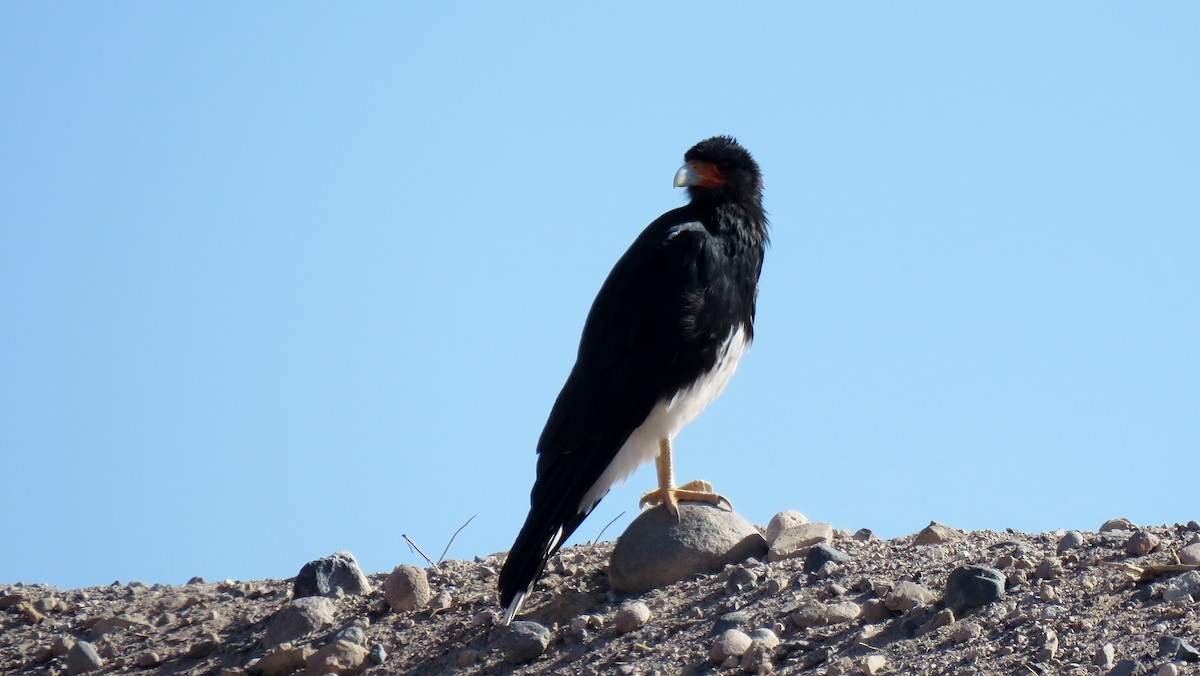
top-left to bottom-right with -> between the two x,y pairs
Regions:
498,136 -> 768,623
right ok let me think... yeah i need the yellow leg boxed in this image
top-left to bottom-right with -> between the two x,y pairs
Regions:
638,438 -> 732,517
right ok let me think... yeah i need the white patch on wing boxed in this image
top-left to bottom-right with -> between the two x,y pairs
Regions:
576,325 -> 748,514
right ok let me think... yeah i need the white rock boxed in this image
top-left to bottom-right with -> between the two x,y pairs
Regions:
710,629 -> 752,662
614,601 -> 651,633
766,510 -> 809,544
767,522 -> 834,562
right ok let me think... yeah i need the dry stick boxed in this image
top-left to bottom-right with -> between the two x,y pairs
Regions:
593,511 -> 626,544
438,515 -> 477,564
402,533 -> 441,572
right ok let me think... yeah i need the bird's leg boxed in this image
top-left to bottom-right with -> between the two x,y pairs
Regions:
638,438 -> 732,517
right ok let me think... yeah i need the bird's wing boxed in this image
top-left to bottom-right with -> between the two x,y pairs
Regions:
531,217 -> 722,534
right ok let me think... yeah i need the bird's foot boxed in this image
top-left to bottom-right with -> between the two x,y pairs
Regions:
639,479 -> 733,518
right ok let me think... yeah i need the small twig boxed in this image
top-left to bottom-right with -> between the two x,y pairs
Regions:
402,533 -> 441,572
439,515 -> 477,564
858,642 -> 881,651
592,511 -> 626,543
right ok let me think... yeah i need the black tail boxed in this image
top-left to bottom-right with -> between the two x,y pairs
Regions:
498,501 -> 591,625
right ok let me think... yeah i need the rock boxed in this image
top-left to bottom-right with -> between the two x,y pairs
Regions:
883,581 -> 936,612
791,601 -> 828,628
749,628 -> 780,649
740,633 -> 778,673
1034,557 -> 1065,580
384,565 -> 432,611
929,608 -> 955,628
1101,517 -> 1137,532
614,601 -> 651,633
187,633 -> 220,658
456,649 -> 480,667
333,625 -> 365,646
255,643 -> 314,676
853,528 -> 878,542
1057,530 -> 1085,553
824,601 -> 861,624
1178,543 -> 1200,565
860,599 -> 889,623
51,636 -> 74,657
293,551 -> 372,598
944,565 -> 1006,612
135,652 -> 162,668
66,640 -> 104,674
1125,531 -> 1160,556
863,654 -> 887,674
951,622 -> 983,644
767,522 -> 835,562
609,502 -> 768,593
1094,642 -> 1116,668
1158,663 -> 1180,676
1108,659 -> 1144,676
710,629 -> 752,662
304,639 -> 368,675
914,521 -> 962,544
766,510 -> 809,544
1162,570 -> 1200,603
1038,628 -> 1059,661
369,644 -> 387,665
1159,636 -> 1200,661
502,621 -> 551,664
804,544 -> 850,573
263,597 -> 336,648
714,610 -> 752,634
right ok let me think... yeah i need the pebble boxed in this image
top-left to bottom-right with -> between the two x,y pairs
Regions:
293,551 -> 372,598
804,544 -> 851,573
1057,530 -> 1085,553
860,599 -> 889,623
187,633 -> 220,658
824,601 -> 861,625
950,622 -> 983,644
135,652 -> 162,667
255,643 -> 314,676
1034,557 -> 1065,580
1158,663 -> 1180,676
1100,517 -> 1137,532
333,625 -> 365,646
914,521 -> 962,544
1125,531 -> 1161,556
305,639 -> 368,675
710,629 -> 752,663
883,581 -> 936,612
749,628 -> 780,648
614,601 -> 651,633
67,640 -> 104,674
1094,642 -> 1115,668
1178,543 -> 1200,565
854,528 -> 879,541
943,565 -> 1006,612
384,565 -> 432,611
767,522 -> 835,562
1162,571 -> 1200,603
1037,628 -> 1058,661
766,510 -> 809,544
929,608 -> 955,628
791,601 -> 828,628
1108,659 -> 1144,676
262,597 -> 336,648
863,654 -> 887,674
502,621 -> 551,664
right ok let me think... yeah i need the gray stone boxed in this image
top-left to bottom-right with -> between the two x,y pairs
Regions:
804,544 -> 850,573
1159,636 -> 1200,661
502,621 -> 551,664
914,521 -> 962,544
294,551 -> 372,598
1107,659 -> 1144,676
768,522 -> 835,562
263,596 -> 336,648
710,629 -> 753,663
766,510 -> 809,544
305,639 -> 368,675
824,601 -> 861,624
1057,530 -> 1085,553
609,502 -> 767,593
333,625 -> 365,646
1094,642 -> 1115,668
614,601 -> 651,633
1125,531 -> 1160,556
1034,557 -> 1065,580
944,565 -> 1006,612
883,581 -> 936,612
1178,543 -> 1200,565
384,565 -> 432,611
369,644 -> 387,665
1101,517 -> 1137,532
66,640 -> 104,674
714,610 -> 752,634
1162,570 -> 1200,603
950,622 -> 982,644
749,628 -> 780,649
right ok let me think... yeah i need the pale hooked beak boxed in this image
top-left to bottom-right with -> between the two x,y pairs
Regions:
673,164 -> 699,188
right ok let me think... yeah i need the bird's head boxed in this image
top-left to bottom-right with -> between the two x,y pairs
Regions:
673,136 -> 763,205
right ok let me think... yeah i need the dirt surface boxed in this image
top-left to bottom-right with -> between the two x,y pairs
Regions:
3,517 -> 1200,675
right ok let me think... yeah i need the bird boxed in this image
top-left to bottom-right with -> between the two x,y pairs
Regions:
497,136 -> 768,625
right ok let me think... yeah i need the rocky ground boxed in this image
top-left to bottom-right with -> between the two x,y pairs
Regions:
3,512 -> 1200,675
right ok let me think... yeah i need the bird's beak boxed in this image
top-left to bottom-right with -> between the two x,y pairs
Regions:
673,164 -> 699,188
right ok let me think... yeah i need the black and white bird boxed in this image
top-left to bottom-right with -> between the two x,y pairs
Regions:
498,136 -> 768,624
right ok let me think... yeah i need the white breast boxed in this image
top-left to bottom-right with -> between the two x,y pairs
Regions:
577,325 -> 748,513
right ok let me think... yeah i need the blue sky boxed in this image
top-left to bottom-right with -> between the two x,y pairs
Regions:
2,4 -> 1197,589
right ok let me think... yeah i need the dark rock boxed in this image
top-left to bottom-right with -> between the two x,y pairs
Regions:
609,502 -> 767,594
502,621 -> 551,664
714,610 -> 752,634
1105,659 -> 1145,676
294,551 -> 372,598
1160,636 -> 1200,661
943,565 -> 1006,612
804,544 -> 850,573
369,644 -> 387,665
